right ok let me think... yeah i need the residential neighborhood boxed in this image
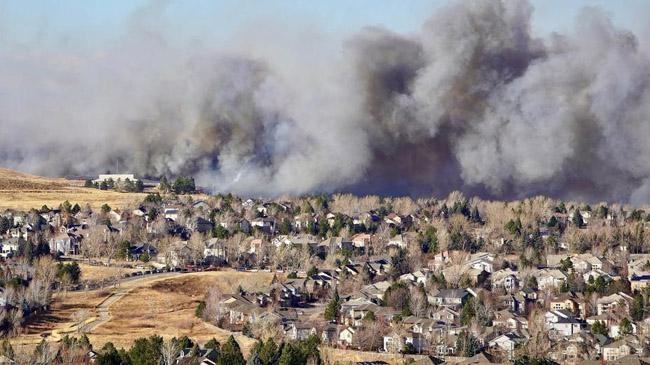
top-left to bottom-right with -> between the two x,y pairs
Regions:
2,186 -> 650,364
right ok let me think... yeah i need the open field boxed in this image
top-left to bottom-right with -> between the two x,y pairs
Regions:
321,347 -> 431,365
0,167 -> 211,210
13,270 -> 276,353
77,263 -> 139,282
0,167 -> 146,210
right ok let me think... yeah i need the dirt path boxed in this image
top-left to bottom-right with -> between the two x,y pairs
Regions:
84,272 -> 184,333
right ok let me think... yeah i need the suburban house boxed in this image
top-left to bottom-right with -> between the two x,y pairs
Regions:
537,269 -> 568,289
597,292 -> 634,316
488,333 -> 525,359
545,310 -> 586,337
429,289 -> 470,308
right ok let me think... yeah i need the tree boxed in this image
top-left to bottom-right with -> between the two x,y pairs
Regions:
460,297 -> 476,326
128,335 -> 163,365
61,200 -> 73,214
57,262 -> 81,284
390,248 -> 411,280
258,338 -> 278,365
631,294 -> 645,321
205,338 -> 220,350
172,176 -> 196,194
324,289 -> 341,321
218,335 -> 245,365
144,193 -> 163,204
96,342 -> 123,365
619,318 -> 633,336
278,343 -> 302,365
572,211 -> 584,228
0,216 -> 11,234
135,179 -> 145,192
419,226 -> 438,254
101,204 -> 112,214
591,321 -> 608,337
213,225 -> 231,239
456,331 -> 481,357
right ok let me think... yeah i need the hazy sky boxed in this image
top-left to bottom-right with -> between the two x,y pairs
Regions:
1,0 -> 647,48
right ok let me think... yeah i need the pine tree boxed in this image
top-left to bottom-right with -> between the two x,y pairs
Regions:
324,289 -> 341,321
218,335 -> 245,365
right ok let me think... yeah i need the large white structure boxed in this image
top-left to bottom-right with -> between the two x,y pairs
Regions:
93,174 -> 138,184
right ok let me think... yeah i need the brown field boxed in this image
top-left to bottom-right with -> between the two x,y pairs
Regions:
321,348 -> 431,365
0,167 -> 146,210
78,263 -> 139,282
13,270 -> 276,354
0,167 -> 210,210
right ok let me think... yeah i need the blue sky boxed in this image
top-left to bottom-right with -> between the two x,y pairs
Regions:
1,0 -> 647,48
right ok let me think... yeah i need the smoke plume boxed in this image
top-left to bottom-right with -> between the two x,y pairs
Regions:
1,0 -> 650,202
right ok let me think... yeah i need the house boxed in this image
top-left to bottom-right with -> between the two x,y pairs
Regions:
491,268 -> 519,293
128,243 -> 157,261
293,214 -> 316,230
468,252 -> 495,273
189,217 -> 213,234
431,307 -> 460,324
321,324 -> 339,345
220,294 -> 262,325
545,310 -> 586,337
602,339 -> 632,362
492,310 -> 528,331
164,208 -> 179,221
399,270 -> 429,285
285,322 -> 317,341
388,235 -> 407,249
488,333 -> 525,360
0,238 -> 20,258
597,292 -> 633,316
271,279 -> 308,307
630,274 -> 650,292
320,237 -> 353,253
49,233 -> 82,255
352,233 -> 371,249
550,294 -> 579,313
251,218 -> 275,233
537,269 -> 568,289
383,332 -> 427,354
203,239 -> 227,261
339,327 -> 356,347
430,289 -> 470,308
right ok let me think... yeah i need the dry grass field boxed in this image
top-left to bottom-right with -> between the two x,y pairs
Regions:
78,263 -> 139,282
13,270 -> 276,354
320,347 -> 431,365
0,167 -> 212,210
0,167 -> 147,210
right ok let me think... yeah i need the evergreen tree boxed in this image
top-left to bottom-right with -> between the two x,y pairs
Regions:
324,289 -> 341,321
590,321 -> 608,337
259,338 -> 279,365
128,335 -> 162,365
218,336 -> 245,365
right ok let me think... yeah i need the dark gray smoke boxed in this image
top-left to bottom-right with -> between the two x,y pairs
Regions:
1,0 -> 649,203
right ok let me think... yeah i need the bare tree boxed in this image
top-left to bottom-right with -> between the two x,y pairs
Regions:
203,285 -> 226,326
160,338 -> 178,365
410,285 -> 428,318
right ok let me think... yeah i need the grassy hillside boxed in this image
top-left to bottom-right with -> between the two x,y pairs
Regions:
0,167 -> 147,210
